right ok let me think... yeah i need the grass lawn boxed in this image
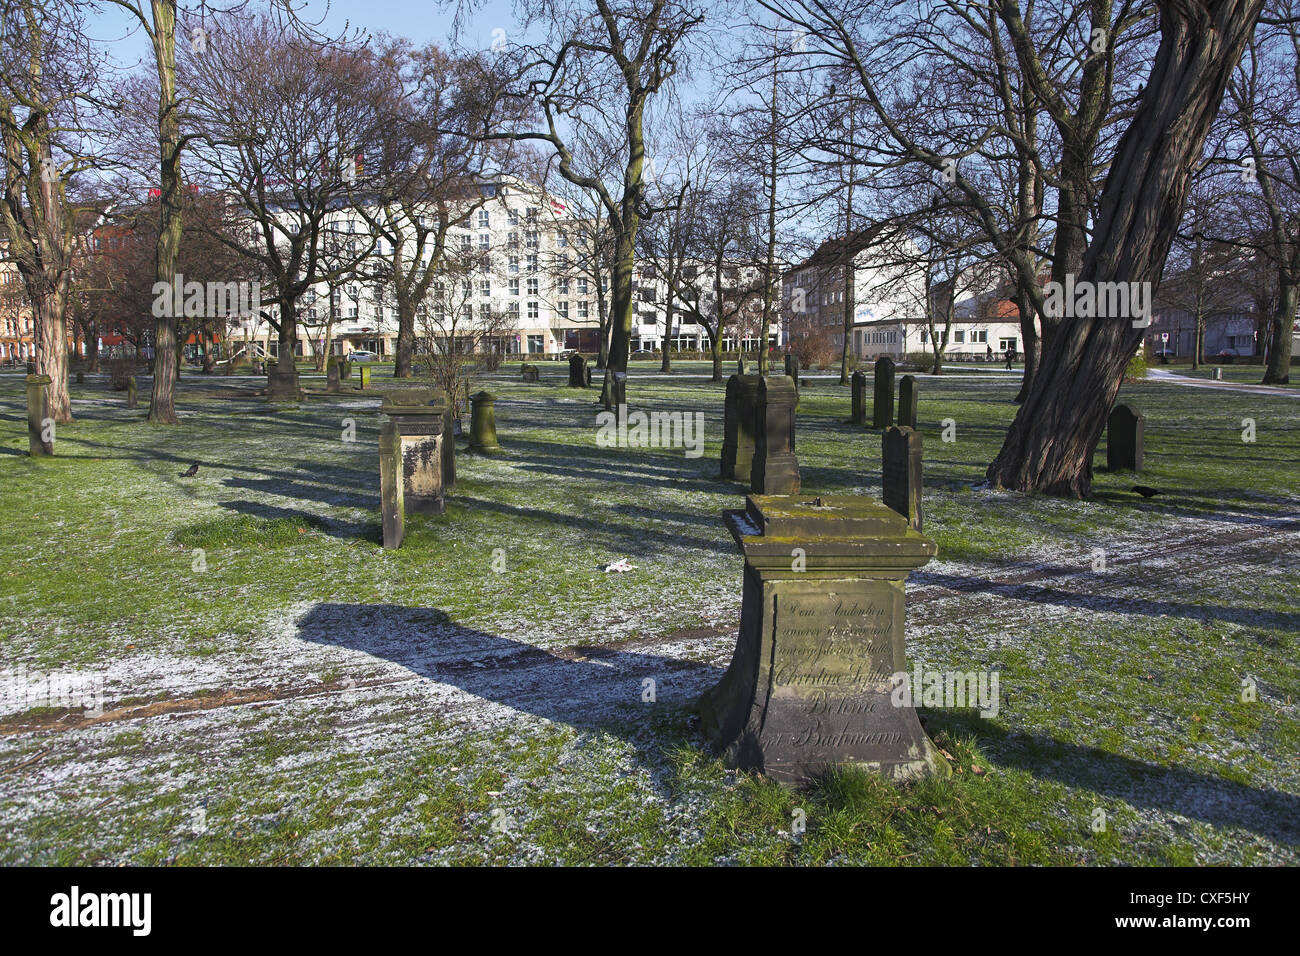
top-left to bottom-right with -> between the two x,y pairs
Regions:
0,360 -> 1296,865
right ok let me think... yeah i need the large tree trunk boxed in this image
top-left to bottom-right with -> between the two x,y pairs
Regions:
147,0 -> 181,424
86,320 -> 99,373
987,0 -> 1264,497
395,300 -> 415,378
34,289 -> 71,423
1013,289 -> 1039,403
608,226 -> 636,372
1262,278 -> 1295,384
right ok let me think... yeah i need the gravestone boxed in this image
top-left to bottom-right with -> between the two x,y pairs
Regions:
468,391 -> 502,453
1107,404 -> 1144,472
378,420 -> 404,549
612,371 -> 628,427
784,353 -> 800,402
850,370 -> 868,425
326,358 -> 340,393
569,353 -> 589,388
882,426 -> 923,532
521,363 -> 540,383
25,361 -> 36,375
75,371 -> 84,385
267,363 -> 303,402
872,356 -> 896,429
897,374 -> 918,428
126,377 -> 138,409
751,375 -> 800,495
737,357 -> 747,376
699,494 -> 947,784
26,374 -> 53,456
339,359 -> 353,380
356,365 -> 372,390
381,390 -> 449,515
721,373 -> 761,483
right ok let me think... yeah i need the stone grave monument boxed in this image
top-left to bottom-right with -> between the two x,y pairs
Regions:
872,356 -> 896,429
897,374 -> 918,428
26,374 -> 53,456
381,389 -> 449,515
468,391 -> 502,454
882,426 -> 923,532
379,420 -> 404,549
699,494 -> 947,784
568,353 -> 590,388
850,370 -> 867,425
326,358 -> 341,393
1107,404 -> 1144,472
751,375 -> 800,495
721,373 -> 761,483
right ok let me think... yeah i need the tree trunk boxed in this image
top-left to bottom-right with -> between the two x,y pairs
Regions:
395,299 -> 415,378
986,0 -> 1265,497
1262,279 -> 1295,384
1013,289 -> 1039,403
710,332 -> 723,382
608,226 -> 636,373
86,320 -> 99,373
147,0 -> 181,424
34,290 -> 71,423
660,289 -> 672,373
1192,314 -> 1204,370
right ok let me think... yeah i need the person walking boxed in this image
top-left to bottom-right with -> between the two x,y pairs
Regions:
1004,344 -> 1015,371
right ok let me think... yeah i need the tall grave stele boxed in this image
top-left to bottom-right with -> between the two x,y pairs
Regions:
26,374 -> 53,456
699,494 -> 948,784
872,356 -> 895,429
897,374 -> 918,428
379,420 -> 404,549
468,391 -> 502,454
850,370 -> 868,425
569,353 -> 590,388
1107,404 -> 1144,472
751,375 -> 800,495
380,389 -> 449,515
882,426 -> 924,532
721,373 -> 761,483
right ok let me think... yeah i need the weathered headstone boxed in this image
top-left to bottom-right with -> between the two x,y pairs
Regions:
737,356 -> 747,376
850,370 -> 868,425
441,398 -> 456,492
882,426 -> 923,532
699,494 -> 947,784
126,376 -> 138,409
26,374 -> 53,457
612,371 -> 628,427
751,375 -> 800,495
784,353 -> 800,401
521,362 -> 540,383
326,358 -> 340,393
381,390 -> 449,515
568,353 -> 589,388
339,359 -> 352,380
721,373 -> 761,482
267,362 -> 303,402
1107,404 -> 1144,472
379,419 -> 404,549
872,356 -> 896,429
897,374 -> 918,428
356,365 -> 372,391
468,391 -> 502,453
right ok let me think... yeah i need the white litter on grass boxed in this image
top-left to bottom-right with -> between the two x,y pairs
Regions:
602,559 -> 638,573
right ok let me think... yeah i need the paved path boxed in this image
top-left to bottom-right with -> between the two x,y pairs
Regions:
1147,367 -> 1299,398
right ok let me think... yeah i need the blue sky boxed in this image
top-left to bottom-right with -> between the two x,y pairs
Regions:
85,0 -> 523,67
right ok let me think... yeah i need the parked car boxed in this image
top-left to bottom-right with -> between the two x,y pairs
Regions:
348,350 -> 378,362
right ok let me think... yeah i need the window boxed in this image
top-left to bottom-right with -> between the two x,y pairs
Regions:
508,301 -> 519,317
508,231 -> 519,249
460,235 -> 471,250
461,279 -> 472,296
527,334 -> 543,353
577,301 -> 589,319
971,329 -> 988,343
577,277 -> 589,294
477,209 -> 490,228
526,231 -> 539,249
509,278 -> 520,295
558,301 -> 569,319
509,256 -> 519,274
527,277 -> 539,296
527,301 -> 539,321
527,254 -> 539,272
479,279 -> 491,297
479,303 -> 491,320
557,277 -> 570,295
999,337 -> 1017,352
526,207 -> 538,221
508,209 -> 520,226
954,330 -> 965,344
479,233 -> 490,250
557,232 -> 568,248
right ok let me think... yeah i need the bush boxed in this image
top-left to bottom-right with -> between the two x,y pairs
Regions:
1123,353 -> 1148,384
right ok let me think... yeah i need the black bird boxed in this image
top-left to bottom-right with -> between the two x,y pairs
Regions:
1132,485 -> 1160,498
180,462 -> 199,477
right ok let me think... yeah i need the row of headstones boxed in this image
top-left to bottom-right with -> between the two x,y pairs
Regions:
379,389 -> 503,549
520,354 -> 593,387
850,358 -> 918,429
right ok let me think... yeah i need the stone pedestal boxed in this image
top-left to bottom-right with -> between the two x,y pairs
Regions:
468,391 -> 502,453
872,357 -> 895,429
379,420 -> 404,549
752,376 -> 800,495
1107,404 -> 1144,472
267,363 -> 303,402
699,494 -> 947,785
850,370 -> 867,425
126,377 -> 138,409
897,374 -> 918,428
326,359 -> 340,393
721,373 -> 761,483
26,374 -> 53,456
568,354 -> 589,388
882,426 -> 923,532
381,390 -> 448,515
